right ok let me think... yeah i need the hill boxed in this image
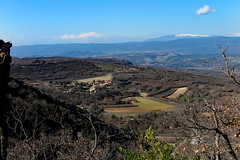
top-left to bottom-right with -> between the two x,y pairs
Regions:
7,77 -> 132,159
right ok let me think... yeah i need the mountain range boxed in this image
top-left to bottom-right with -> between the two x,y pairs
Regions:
12,36 -> 240,57
11,36 -> 240,70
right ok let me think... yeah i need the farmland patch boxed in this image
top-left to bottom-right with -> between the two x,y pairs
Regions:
128,97 -> 175,111
77,75 -> 112,83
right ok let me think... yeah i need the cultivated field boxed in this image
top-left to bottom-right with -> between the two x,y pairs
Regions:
129,97 -> 175,111
76,75 -> 112,83
104,106 -> 147,113
104,96 -> 175,118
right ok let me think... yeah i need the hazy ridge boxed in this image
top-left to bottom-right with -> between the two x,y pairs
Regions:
12,36 -> 240,58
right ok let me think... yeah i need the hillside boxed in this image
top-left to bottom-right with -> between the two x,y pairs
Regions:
7,77 -> 132,159
10,57 -> 240,105
7,57 -> 240,159
11,57 -> 103,81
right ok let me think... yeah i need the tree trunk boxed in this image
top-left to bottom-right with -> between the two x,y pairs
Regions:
0,40 -> 12,160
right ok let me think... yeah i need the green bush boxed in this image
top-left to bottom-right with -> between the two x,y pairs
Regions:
120,127 -> 200,160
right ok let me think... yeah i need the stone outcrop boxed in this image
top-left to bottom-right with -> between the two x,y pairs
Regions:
0,39 -> 12,160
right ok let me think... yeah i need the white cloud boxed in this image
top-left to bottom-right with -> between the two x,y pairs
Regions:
61,32 -> 102,39
196,5 -> 216,15
61,34 -> 77,39
234,33 -> 240,37
176,34 -> 210,37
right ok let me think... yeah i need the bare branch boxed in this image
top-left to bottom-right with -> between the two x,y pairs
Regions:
87,116 -> 98,160
203,58 -> 226,71
205,44 -> 240,86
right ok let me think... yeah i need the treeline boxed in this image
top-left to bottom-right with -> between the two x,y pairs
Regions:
11,58 -> 103,81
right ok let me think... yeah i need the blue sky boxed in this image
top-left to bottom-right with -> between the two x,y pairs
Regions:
1,0 -> 239,46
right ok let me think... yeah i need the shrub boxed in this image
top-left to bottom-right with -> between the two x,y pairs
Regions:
120,127 -> 200,160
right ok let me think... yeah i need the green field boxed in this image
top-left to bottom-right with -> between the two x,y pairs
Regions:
127,97 -> 175,111
105,106 -> 147,113
103,97 -> 175,117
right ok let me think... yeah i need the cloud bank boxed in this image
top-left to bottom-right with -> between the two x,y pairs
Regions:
234,33 -> 240,37
61,32 -> 102,39
196,5 -> 216,15
176,34 -> 210,37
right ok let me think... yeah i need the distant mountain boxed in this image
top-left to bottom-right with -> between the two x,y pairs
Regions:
147,35 -> 179,41
12,36 -> 240,59
147,35 -> 223,42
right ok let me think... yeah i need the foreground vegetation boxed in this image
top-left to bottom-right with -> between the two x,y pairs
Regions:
120,127 -> 200,160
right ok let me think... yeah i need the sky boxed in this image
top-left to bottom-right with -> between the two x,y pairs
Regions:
0,0 -> 239,46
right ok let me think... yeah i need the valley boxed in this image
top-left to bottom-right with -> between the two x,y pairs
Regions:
10,56 -> 240,116
7,56 -> 240,159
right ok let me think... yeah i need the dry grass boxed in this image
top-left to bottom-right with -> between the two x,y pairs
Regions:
167,87 -> 188,99
138,90 -> 149,97
76,75 -> 112,83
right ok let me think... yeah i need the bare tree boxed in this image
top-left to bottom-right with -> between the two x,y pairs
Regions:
181,45 -> 240,159
183,99 -> 240,160
204,44 -> 240,86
